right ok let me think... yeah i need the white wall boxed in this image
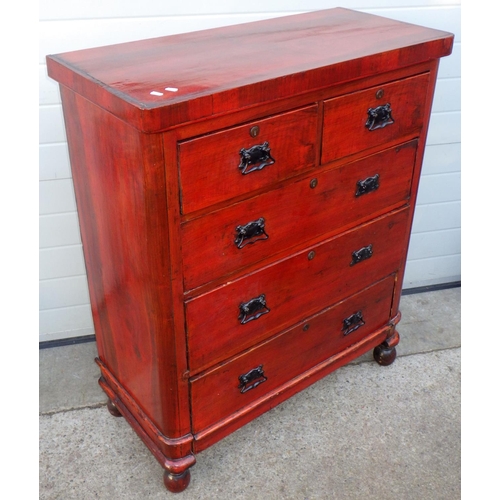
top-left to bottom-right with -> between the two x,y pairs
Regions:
39,1 -> 461,342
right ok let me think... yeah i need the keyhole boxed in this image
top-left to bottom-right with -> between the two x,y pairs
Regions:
250,126 -> 260,137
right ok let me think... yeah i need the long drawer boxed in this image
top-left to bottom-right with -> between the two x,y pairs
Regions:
182,141 -> 417,291
322,73 -> 430,164
178,105 -> 318,213
185,206 -> 410,372
190,275 -> 395,433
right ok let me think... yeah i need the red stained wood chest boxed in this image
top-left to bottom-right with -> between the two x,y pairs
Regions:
46,8 -> 453,492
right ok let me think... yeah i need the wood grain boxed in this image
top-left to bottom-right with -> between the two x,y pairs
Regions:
46,8 -> 453,132
322,73 -> 429,164
46,8 -> 454,491
193,314 -> 398,452
59,86 -> 190,439
178,105 -> 317,213
185,207 -> 410,373
190,275 -> 395,432
181,141 -> 417,291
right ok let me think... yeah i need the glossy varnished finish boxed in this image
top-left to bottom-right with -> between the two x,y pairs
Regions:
164,470 -> 191,494
59,88 -> 193,457
185,207 -> 410,373
192,318 -> 397,453
181,141 -> 417,291
179,105 -> 318,213
322,73 -> 429,164
46,8 -> 452,132
47,8 -> 453,492
190,276 -> 396,432
59,88 -> 173,429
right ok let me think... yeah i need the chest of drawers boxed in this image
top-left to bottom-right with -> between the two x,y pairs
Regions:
46,8 -> 453,492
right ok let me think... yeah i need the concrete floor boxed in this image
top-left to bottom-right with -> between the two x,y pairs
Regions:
39,287 -> 460,499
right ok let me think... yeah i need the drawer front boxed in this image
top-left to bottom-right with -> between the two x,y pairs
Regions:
322,73 -> 430,164
190,275 -> 395,433
182,141 -> 417,291
185,206 -> 409,372
179,105 -> 318,214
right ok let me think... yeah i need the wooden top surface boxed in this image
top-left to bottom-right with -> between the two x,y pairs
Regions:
47,8 -> 453,132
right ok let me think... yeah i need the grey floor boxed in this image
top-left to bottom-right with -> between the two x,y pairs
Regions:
40,287 -> 460,499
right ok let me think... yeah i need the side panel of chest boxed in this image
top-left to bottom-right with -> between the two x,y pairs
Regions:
58,87 -> 192,446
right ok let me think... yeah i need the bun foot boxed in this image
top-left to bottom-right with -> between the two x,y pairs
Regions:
163,469 -> 191,493
373,343 -> 397,366
106,398 -> 122,417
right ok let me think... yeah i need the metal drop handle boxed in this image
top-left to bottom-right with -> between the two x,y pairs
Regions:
238,294 -> 270,324
365,103 -> 394,131
355,174 -> 380,197
342,311 -> 365,336
350,244 -> 373,266
238,142 -> 275,175
238,365 -> 267,393
234,217 -> 269,249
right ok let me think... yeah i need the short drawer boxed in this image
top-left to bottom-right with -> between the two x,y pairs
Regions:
178,105 -> 318,213
185,206 -> 409,373
182,140 -> 417,290
190,275 -> 395,433
322,73 -> 430,164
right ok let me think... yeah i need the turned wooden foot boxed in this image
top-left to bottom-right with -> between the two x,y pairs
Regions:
106,398 -> 122,417
163,469 -> 191,493
373,343 -> 397,365
373,329 -> 399,366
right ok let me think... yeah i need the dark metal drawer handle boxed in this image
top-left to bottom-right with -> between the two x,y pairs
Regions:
234,217 -> 269,249
342,311 -> 365,336
365,103 -> 394,131
350,244 -> 373,266
238,365 -> 267,393
238,294 -> 270,324
355,174 -> 379,197
238,141 -> 275,175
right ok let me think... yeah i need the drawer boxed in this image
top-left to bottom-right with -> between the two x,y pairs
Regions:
182,140 -> 417,290
190,275 -> 395,433
178,105 -> 318,213
322,73 -> 430,164
185,206 -> 410,372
